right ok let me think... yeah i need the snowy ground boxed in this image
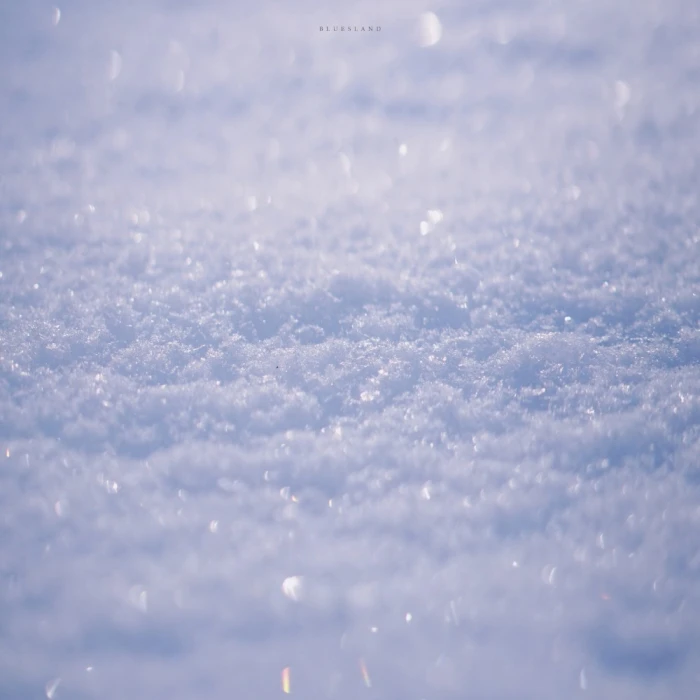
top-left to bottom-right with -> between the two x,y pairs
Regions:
2,0 -> 700,697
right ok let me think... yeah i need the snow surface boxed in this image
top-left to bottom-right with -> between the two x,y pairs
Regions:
2,0 -> 700,697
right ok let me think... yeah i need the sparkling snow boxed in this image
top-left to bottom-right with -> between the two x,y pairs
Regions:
2,0 -> 700,698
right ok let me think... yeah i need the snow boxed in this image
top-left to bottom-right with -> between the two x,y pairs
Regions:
1,0 -> 700,697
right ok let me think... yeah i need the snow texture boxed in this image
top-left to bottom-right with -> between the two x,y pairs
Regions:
1,0 -> 700,697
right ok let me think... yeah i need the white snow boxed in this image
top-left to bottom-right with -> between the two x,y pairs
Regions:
2,0 -> 700,697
